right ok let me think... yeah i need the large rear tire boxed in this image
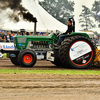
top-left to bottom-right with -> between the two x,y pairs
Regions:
51,57 -> 63,67
59,35 -> 96,69
18,49 -> 37,67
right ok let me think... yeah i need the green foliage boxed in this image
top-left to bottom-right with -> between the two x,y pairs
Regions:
79,5 -> 95,31
39,0 -> 75,25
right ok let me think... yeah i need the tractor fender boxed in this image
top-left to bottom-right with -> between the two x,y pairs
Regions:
69,32 -> 91,39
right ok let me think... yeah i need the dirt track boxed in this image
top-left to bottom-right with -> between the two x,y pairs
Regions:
0,74 -> 100,100
0,58 -> 100,70
0,59 -> 100,100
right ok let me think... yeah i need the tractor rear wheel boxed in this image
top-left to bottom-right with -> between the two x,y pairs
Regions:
18,49 -> 37,67
51,57 -> 63,67
59,35 -> 96,69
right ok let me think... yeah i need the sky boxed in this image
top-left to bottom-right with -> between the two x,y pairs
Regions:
39,0 -> 100,32
74,0 -> 97,32
0,0 -> 99,32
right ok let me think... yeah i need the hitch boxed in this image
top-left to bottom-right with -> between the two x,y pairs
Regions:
0,49 -> 20,54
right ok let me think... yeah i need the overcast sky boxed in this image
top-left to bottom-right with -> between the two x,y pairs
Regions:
39,0 -> 100,32
74,0 -> 97,31
0,0 -> 99,32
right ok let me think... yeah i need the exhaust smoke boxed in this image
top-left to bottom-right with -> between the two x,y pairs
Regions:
0,0 -> 37,22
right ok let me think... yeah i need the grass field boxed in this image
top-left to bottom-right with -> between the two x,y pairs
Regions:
0,69 -> 100,75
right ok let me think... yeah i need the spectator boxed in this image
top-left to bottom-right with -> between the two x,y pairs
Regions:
13,33 -> 15,36
1,31 -> 6,42
26,32 -> 29,35
0,32 -> 3,42
19,32 -> 22,35
29,32 -> 32,36
40,32 -> 43,36
32,32 -> 34,35
94,36 -> 99,45
11,32 -> 13,37
0,37 -> 3,42
46,33 -> 49,36
9,32 -> 11,36
17,31 -> 19,36
24,31 -> 27,36
49,30 -> 53,35
38,32 -> 41,36
11,32 -> 15,42
90,36 -> 95,43
38,32 -> 43,36
6,31 -> 11,42
98,37 -> 100,45
90,36 -> 93,40
43,33 -> 46,36
15,31 -> 19,36
0,32 -> 2,37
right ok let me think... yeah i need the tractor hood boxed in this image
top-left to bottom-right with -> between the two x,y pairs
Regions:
14,33 -> 54,42
13,33 -> 56,50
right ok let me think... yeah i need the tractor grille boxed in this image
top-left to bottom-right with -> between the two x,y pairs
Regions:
17,38 -> 26,43
33,41 -> 48,45
30,41 -> 49,49
32,44 -> 49,49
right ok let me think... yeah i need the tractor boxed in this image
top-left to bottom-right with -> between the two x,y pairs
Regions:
0,18 -> 97,69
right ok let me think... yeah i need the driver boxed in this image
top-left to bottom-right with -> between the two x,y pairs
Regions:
54,18 -> 74,46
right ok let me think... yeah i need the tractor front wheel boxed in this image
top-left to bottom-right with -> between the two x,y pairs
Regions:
18,49 -> 37,67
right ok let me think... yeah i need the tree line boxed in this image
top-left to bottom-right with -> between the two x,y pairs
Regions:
39,0 -> 100,31
79,0 -> 100,31
39,0 -> 75,25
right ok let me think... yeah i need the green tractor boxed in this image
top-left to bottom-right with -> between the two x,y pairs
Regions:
1,18 -> 96,69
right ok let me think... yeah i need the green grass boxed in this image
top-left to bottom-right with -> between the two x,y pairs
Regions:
0,69 -> 100,75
